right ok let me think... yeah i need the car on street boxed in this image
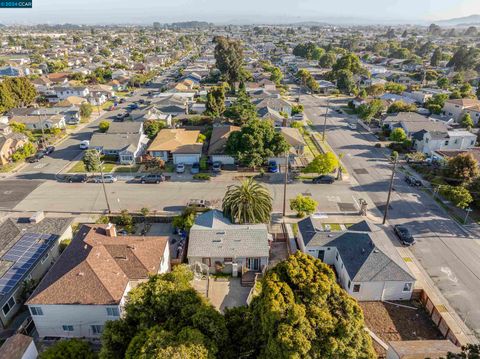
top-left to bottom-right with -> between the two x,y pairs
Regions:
187,199 -> 211,211
60,174 -> 88,183
268,161 -> 279,173
91,174 -> 117,183
119,98 -> 126,104
312,175 -> 335,184
44,146 -> 55,155
127,103 -> 139,110
116,113 -> 125,120
27,151 -> 46,163
79,140 -> 89,150
190,162 -> 200,174
176,163 -> 185,174
212,161 -> 222,173
393,225 -> 416,246
405,175 -> 422,187
140,173 -> 165,184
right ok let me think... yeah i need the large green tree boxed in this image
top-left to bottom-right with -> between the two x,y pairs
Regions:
82,149 -> 102,173
225,119 -> 289,167
446,153 -> 480,184
2,77 -> 37,108
222,178 -> 272,224
213,36 -> 244,87
246,252 -> 376,358
224,87 -> 257,124
303,152 -> 339,174
205,85 -> 226,117
100,265 -> 227,359
319,51 -> 337,68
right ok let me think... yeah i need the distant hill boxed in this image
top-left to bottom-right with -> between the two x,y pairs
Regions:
437,14 -> 480,26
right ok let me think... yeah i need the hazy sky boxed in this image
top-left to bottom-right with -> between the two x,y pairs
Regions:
0,0 -> 479,25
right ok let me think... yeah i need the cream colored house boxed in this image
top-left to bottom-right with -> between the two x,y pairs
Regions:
147,129 -> 202,164
27,224 -> 170,339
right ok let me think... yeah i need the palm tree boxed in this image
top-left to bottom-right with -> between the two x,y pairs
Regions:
222,178 -> 272,224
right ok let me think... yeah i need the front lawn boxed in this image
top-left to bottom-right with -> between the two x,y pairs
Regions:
68,161 -> 116,173
114,165 -> 140,173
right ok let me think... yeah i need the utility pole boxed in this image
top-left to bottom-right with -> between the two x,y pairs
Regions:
382,157 -> 397,225
322,99 -> 329,141
99,161 -> 112,214
282,152 -> 289,217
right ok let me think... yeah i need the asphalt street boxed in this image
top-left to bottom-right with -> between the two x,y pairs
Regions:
302,94 -> 480,337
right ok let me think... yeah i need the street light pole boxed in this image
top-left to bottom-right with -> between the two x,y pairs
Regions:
382,157 -> 397,225
282,152 -> 289,217
99,161 -> 112,214
322,99 -> 329,141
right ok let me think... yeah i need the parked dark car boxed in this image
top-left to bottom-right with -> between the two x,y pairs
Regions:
44,146 -> 55,155
140,173 -> 165,184
268,161 -> 279,173
190,162 -> 200,174
27,151 -> 46,163
127,103 -> 139,110
60,174 -> 88,183
312,175 -> 335,184
405,175 -> 422,187
394,225 -> 416,246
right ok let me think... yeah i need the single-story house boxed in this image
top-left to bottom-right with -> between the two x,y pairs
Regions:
0,334 -> 38,359
296,218 -> 416,301
443,98 -> 480,123
257,106 -> 287,127
27,224 -> 170,339
386,340 -> 460,359
53,86 -> 89,100
254,97 -> 292,116
207,125 -> 240,165
89,133 -> 147,164
9,114 -> 66,131
0,214 -> 73,328
188,210 -> 271,277
146,129 -> 202,165
130,105 -> 173,127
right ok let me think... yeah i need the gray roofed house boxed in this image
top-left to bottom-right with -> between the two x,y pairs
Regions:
296,217 -> 415,301
107,121 -> 143,135
0,215 -> 73,328
188,210 -> 271,282
89,133 -> 147,164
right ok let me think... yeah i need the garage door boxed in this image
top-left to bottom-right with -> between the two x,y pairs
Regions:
173,154 -> 200,165
211,155 -> 235,165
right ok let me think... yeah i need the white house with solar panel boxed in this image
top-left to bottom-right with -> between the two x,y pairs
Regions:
296,218 -> 416,301
0,213 -> 73,328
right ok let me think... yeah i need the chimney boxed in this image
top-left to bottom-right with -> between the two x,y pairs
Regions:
105,223 -> 117,237
29,211 -> 45,224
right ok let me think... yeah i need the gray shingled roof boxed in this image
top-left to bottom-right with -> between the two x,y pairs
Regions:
297,217 -> 414,282
188,210 -> 270,258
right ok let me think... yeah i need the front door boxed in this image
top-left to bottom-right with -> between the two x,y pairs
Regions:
246,258 -> 260,271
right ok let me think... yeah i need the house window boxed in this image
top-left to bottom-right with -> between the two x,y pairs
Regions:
40,253 -> 49,264
471,140 -> 475,146
91,325 -> 104,335
353,284 -> 361,293
2,296 -> 15,316
224,257 -> 233,263
106,307 -> 120,317
30,307 -> 43,316
425,138 -> 429,143
62,325 -> 74,332
348,280 -> 351,289
403,283 -> 413,292
335,252 -> 339,261
444,141 -> 449,146
454,139 -> 458,144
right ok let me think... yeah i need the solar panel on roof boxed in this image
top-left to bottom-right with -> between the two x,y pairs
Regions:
0,233 -> 57,295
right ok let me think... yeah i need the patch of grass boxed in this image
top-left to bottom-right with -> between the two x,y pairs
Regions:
101,100 -> 114,110
0,162 -> 20,173
344,223 -> 354,228
193,173 -> 211,181
323,223 -> 342,231
164,164 -> 175,172
303,133 -> 321,157
114,165 -> 140,173
403,257 -> 412,262
292,223 -> 299,236
68,161 -> 116,173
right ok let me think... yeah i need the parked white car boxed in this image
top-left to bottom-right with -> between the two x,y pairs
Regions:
79,140 -> 90,150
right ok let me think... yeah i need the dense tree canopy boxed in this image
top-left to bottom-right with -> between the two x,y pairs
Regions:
293,42 -> 325,60
40,339 -> 96,359
100,265 -> 227,359
247,252 -> 376,358
0,77 -> 37,113
446,153 -> 480,184
224,87 -> 257,125
303,152 -> 339,174
226,119 -> 289,167
447,46 -> 479,71
205,85 -> 226,117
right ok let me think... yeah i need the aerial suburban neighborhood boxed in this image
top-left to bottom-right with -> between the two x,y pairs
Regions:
1,0 -> 480,358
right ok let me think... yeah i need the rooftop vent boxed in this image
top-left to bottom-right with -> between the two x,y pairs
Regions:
77,272 -> 85,277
